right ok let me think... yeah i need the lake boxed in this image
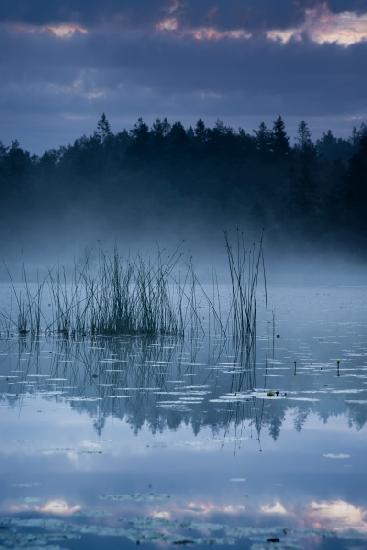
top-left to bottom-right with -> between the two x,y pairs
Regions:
0,284 -> 367,549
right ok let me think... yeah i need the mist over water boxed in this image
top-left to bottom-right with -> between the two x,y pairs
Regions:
1,125 -> 367,547
1,0 -> 367,543
1,114 -> 366,271
1,249 -> 367,548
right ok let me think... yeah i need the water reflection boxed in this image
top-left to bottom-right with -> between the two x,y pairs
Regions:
1,330 -> 367,441
1,285 -> 367,548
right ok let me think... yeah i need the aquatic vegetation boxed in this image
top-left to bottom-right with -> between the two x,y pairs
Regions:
1,285 -> 367,550
224,229 -> 267,349
0,235 -> 267,344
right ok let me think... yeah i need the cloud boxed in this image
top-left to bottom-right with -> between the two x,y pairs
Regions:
7,22 -> 88,39
2,26 -> 365,112
9,498 -> 81,516
184,501 -> 246,516
0,1 -> 365,151
267,4 -> 367,46
308,500 -> 367,533
0,1 -> 365,32
328,1 -> 367,15
0,0 -> 170,30
261,501 -> 289,516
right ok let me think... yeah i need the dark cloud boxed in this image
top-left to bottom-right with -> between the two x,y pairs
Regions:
328,1 -> 367,14
176,0 -> 310,32
1,29 -> 365,109
0,0 -> 168,26
1,1 -> 366,30
0,1 -> 365,151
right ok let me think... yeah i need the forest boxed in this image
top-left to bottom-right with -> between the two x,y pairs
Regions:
0,114 -> 366,255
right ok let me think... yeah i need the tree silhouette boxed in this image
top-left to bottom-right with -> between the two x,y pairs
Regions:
272,116 -> 290,159
194,119 -> 207,145
346,135 -> 367,235
255,122 -> 272,159
96,113 -> 112,142
292,121 -> 317,219
0,114 -> 366,252
297,121 -> 313,152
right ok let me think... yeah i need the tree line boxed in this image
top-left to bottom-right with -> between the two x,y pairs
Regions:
0,114 -> 366,251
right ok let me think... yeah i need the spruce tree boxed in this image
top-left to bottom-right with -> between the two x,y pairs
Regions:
96,113 -> 112,142
272,116 -> 290,159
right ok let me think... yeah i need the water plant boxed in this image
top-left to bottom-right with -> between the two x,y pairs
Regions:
0,234 -> 267,345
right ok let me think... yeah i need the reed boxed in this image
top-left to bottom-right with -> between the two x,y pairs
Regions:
1,264 -> 46,337
223,229 -> 267,349
0,235 -> 267,344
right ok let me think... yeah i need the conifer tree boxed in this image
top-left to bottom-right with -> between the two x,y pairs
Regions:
96,113 -> 112,142
272,116 -> 290,158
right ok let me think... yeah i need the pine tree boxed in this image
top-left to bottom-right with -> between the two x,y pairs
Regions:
152,118 -> 170,140
346,135 -> 367,232
293,121 -> 316,218
297,120 -> 315,162
129,117 -> 150,158
297,121 -> 312,151
194,119 -> 206,144
255,122 -> 272,158
96,113 -> 112,142
272,116 -> 290,159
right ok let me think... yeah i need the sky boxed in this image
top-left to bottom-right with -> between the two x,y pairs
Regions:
0,0 -> 366,153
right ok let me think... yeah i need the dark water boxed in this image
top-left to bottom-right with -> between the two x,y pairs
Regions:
1,285 -> 367,549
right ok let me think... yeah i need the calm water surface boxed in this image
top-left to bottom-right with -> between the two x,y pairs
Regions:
1,285 -> 367,549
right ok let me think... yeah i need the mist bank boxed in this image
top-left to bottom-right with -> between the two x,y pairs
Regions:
0,115 -> 366,268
